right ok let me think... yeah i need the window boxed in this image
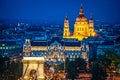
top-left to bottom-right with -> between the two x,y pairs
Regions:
65,33 -> 67,36
72,53 -> 73,55
82,28 -> 84,31
12,46 -> 15,49
0,47 -> 2,49
65,30 -> 67,33
6,47 -> 8,49
75,53 -> 77,55
77,28 -> 79,31
3,47 -> 5,49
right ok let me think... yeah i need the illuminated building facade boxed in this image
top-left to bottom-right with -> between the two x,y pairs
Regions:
63,6 -> 96,41
22,6 -> 92,65
0,41 -> 22,57
22,8 -> 91,78
23,36 -> 89,62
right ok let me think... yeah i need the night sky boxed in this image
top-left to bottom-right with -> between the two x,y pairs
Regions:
0,0 -> 120,25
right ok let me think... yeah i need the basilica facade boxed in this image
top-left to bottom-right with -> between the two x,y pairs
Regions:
63,6 -> 96,41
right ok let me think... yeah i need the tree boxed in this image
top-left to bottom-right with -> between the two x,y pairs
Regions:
117,63 -> 120,74
98,54 -> 111,70
66,60 -> 77,80
0,54 -> 23,80
0,55 -> 9,80
57,63 -> 64,70
91,60 -> 106,80
91,50 -> 120,80
105,50 -> 120,67
75,58 -> 87,73
66,58 -> 86,80
8,61 -> 23,80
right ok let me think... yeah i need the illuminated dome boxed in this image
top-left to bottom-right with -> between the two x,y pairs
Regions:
76,7 -> 88,22
76,15 -> 87,22
63,5 -> 96,41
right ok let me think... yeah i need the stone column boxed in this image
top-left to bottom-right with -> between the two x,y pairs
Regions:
37,61 -> 44,80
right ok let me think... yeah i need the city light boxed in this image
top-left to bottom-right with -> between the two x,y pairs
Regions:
0,0 -> 120,80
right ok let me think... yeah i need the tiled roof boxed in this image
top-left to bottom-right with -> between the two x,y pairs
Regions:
31,36 -> 81,46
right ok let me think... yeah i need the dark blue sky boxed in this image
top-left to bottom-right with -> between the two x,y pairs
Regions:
0,0 -> 120,25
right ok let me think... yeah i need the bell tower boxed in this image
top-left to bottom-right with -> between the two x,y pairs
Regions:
63,16 -> 70,38
89,15 -> 95,36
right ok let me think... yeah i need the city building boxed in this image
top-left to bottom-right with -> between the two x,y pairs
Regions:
26,26 -> 47,40
23,35 -> 89,62
63,6 -> 96,41
114,36 -> 120,54
96,40 -> 114,55
0,40 -> 22,57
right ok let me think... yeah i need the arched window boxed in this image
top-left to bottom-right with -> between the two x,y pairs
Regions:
77,28 -> 79,31
82,28 -> 84,31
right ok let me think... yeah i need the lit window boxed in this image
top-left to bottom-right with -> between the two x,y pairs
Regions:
9,47 -> 12,49
13,46 -> 15,49
75,53 -> 77,55
3,47 -> 5,49
77,28 -> 79,31
0,47 -> 2,49
82,28 -> 84,31
6,47 -> 8,49
72,53 -> 73,55
2,44 -> 5,46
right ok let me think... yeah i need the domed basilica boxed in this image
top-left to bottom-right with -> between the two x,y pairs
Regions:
63,6 -> 96,41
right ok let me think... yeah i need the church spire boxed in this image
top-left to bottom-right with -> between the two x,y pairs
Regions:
89,14 -> 93,23
63,16 -> 70,37
64,16 -> 69,27
79,5 -> 84,16
65,15 -> 68,20
90,14 -> 93,20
